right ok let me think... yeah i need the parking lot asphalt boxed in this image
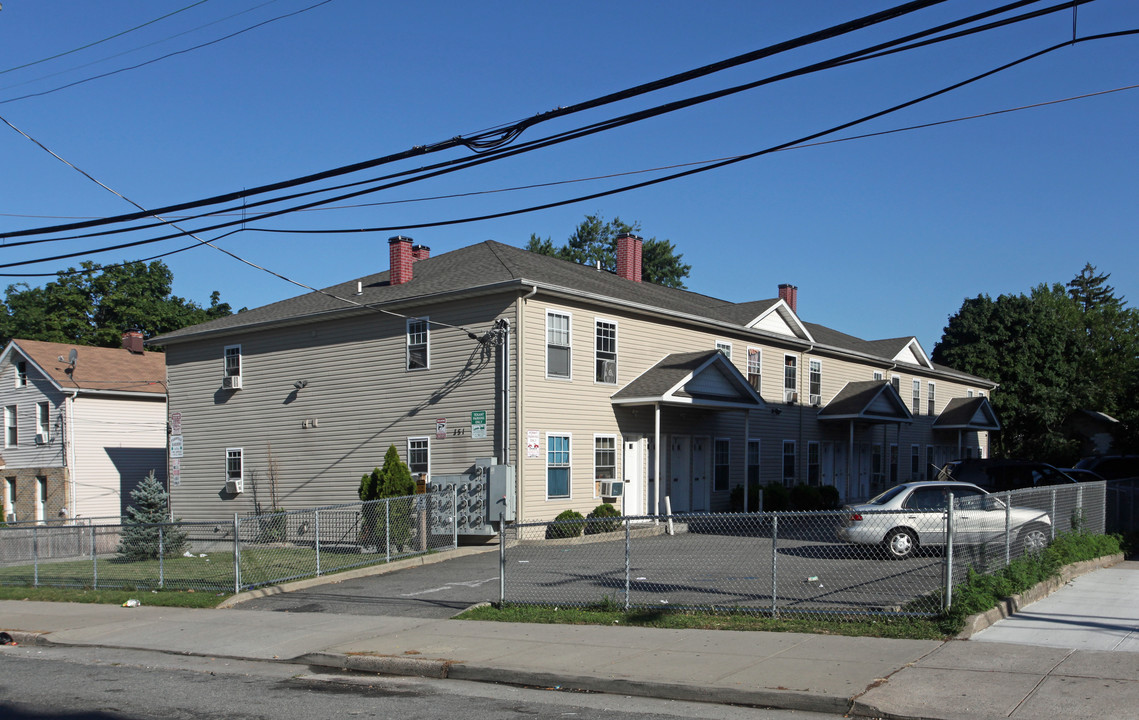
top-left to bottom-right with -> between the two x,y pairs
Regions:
233,546 -> 501,617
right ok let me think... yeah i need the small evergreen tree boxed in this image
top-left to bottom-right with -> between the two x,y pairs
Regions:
358,445 -> 417,550
117,470 -> 188,560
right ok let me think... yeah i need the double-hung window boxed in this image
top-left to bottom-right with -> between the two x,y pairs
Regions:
594,436 -> 616,495
36,402 -> 49,440
547,434 -> 571,498
16,361 -> 27,387
713,439 -> 730,492
407,438 -> 429,476
912,379 -> 921,415
224,345 -> 242,379
746,348 -> 761,391
4,405 -> 16,448
927,382 -> 936,416
715,341 -> 732,360
808,441 -> 820,486
595,320 -> 617,384
911,445 -> 921,482
783,356 -> 797,403
546,311 -> 571,379
747,439 -> 761,488
782,440 -> 796,485
808,359 -> 822,406
891,375 -> 901,394
407,318 -> 429,370
226,448 -> 243,488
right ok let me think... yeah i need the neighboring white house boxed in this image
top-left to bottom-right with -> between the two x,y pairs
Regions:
0,334 -> 167,522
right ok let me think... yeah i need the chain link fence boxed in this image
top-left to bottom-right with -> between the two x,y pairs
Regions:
498,483 -> 1107,618
0,490 -> 458,593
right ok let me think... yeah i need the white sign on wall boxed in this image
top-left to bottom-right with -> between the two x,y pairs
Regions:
170,435 -> 184,459
526,430 -> 540,458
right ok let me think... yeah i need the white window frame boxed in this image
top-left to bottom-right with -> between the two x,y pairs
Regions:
783,355 -> 798,404
35,476 -> 46,524
807,441 -> 820,486
912,379 -> 921,415
545,310 -> 572,380
890,374 -> 901,394
546,432 -> 572,499
16,361 -> 27,387
782,440 -> 796,485
2,477 -> 13,520
926,445 -> 935,482
967,389 -> 974,398
406,317 -> 429,371
808,359 -> 822,406
746,347 -> 761,391
715,341 -> 732,360
226,447 -> 244,485
593,434 -> 617,497
36,402 -> 49,439
746,438 -> 761,488
910,444 -> 922,482
224,345 -> 242,378
873,371 -> 883,381
4,405 -> 16,448
407,436 -> 430,477
594,318 -> 617,385
713,438 -> 730,492
927,382 -> 936,416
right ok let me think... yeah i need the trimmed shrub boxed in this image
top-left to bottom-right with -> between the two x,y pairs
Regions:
729,483 -> 762,512
789,483 -> 823,511
818,485 -> 841,510
761,482 -> 790,512
358,445 -> 417,550
586,503 -> 622,534
546,509 -> 586,539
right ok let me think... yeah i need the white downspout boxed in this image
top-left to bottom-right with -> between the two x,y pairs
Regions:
64,389 -> 79,518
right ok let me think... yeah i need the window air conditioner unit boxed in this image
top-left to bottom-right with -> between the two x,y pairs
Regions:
35,433 -> 48,445
599,359 -> 617,384
222,375 -> 243,390
784,390 -> 798,404
4,512 -> 14,523
598,480 -> 624,497
225,477 -> 244,494
810,394 -> 822,407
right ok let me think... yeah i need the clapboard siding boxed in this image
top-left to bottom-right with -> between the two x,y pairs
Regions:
166,294 -> 516,521
71,396 -> 167,518
517,294 -> 992,520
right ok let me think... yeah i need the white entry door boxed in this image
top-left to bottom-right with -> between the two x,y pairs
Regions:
691,436 -> 709,512
669,435 -> 691,513
622,437 -> 643,516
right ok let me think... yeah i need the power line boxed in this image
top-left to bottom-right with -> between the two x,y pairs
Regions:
0,0 -> 212,76
0,0 -> 963,240
1,0 -> 1082,252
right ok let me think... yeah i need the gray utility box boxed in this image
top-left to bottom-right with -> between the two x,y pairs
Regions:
429,463 -> 516,537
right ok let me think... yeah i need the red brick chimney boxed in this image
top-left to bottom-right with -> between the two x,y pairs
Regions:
411,244 -> 430,262
121,330 -> 145,354
778,284 -> 798,313
389,236 -> 414,285
616,233 -> 643,283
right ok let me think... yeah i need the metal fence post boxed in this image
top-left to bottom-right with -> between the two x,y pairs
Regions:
770,514 -> 778,617
624,516 -> 631,612
33,525 -> 39,588
233,513 -> 241,595
1004,491 -> 1012,567
1050,487 -> 1057,539
453,486 -> 458,550
499,512 -> 505,606
91,525 -> 98,589
944,493 -> 955,612
385,499 -> 391,563
315,509 -> 322,576
158,524 -> 165,589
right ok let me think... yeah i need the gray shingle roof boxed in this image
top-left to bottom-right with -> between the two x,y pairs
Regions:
150,240 -> 994,387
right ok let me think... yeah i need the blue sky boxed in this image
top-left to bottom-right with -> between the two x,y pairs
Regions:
1,1 -> 1136,352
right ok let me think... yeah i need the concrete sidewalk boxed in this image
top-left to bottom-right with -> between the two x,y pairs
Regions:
2,560 -> 1137,719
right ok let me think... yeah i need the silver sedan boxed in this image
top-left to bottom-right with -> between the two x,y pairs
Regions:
836,481 -> 1051,560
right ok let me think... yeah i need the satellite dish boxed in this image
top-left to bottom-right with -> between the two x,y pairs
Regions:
68,349 -> 78,366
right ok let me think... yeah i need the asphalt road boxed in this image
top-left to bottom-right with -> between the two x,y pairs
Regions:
0,645 -> 843,720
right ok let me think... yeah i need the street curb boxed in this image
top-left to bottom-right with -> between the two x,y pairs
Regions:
217,544 -> 499,608
297,651 -> 852,715
955,553 -> 1124,640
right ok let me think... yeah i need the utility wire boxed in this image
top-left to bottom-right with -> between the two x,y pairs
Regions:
0,0 -> 334,106
2,0 -> 1080,249
0,0 -> 963,239
0,0 -> 212,76
3,28 -> 1131,274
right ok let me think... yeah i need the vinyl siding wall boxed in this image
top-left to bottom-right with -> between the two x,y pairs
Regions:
71,395 -> 167,518
517,294 -> 992,520
165,294 -> 516,521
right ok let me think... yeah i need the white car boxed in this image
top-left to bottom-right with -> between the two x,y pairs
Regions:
836,481 -> 1051,560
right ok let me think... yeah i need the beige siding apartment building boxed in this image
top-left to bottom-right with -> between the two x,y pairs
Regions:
154,237 -> 999,524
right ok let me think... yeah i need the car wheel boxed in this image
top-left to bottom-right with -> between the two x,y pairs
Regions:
1019,524 -> 1049,554
883,528 -> 917,560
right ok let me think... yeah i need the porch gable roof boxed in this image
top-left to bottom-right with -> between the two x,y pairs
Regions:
611,350 -> 765,410
817,380 -> 913,423
933,396 -> 1001,431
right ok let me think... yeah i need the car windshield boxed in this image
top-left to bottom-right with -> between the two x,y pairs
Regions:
867,485 -> 908,505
